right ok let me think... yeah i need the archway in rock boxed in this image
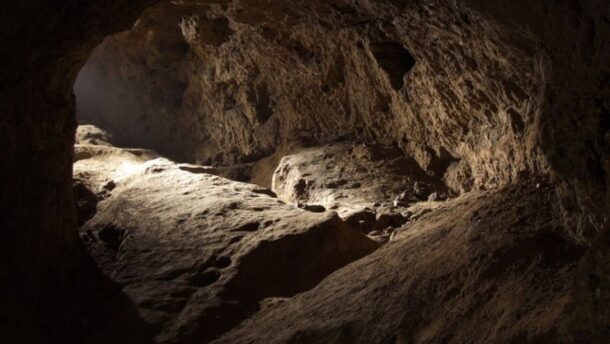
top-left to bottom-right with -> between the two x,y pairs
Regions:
1,1 -> 608,343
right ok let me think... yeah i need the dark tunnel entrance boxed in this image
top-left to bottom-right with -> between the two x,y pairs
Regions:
72,19 -> 192,162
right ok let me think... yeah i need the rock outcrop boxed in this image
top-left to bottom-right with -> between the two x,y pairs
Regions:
270,143 -> 447,209
74,139 -> 377,343
73,0 -> 608,239
75,0 -> 548,195
264,142 -> 451,242
215,181 -> 593,343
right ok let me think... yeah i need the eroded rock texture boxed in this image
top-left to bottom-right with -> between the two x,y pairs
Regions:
1,0 -> 608,343
270,143 -> 447,209
73,138 -> 377,343
215,181 -> 591,343
75,0 -> 608,235
74,0 -> 580,192
263,142 -> 451,242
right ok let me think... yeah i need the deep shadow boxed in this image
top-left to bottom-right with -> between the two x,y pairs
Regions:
370,42 -> 416,90
72,244 -> 159,344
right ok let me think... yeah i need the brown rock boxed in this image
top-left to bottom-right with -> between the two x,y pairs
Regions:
78,149 -> 377,342
214,182 -> 589,343
72,180 -> 98,226
271,143 -> 445,217
1,0 -> 608,342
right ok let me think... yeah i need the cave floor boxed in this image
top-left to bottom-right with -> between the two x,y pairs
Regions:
74,125 -> 454,342
74,125 -> 588,343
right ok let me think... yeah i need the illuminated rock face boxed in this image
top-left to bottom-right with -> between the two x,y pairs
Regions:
74,1 -> 608,216
0,0 -> 608,343
215,181 -> 589,344
73,140 -> 377,343
76,1 -> 534,193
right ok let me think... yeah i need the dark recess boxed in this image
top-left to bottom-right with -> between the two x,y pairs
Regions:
370,42 -> 416,90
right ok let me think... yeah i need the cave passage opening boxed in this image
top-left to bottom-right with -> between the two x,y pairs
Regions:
68,5 -> 428,339
72,32 -> 191,161
71,1 -> 422,186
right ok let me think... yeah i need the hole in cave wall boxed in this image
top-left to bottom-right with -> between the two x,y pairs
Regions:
71,9 -> 246,166
370,42 -> 416,90
72,18 -> 191,162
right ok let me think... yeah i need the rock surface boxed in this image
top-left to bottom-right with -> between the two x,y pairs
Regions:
215,181 -> 593,343
75,124 -> 114,146
72,0 -> 608,241
266,142 -> 451,239
76,0 -> 550,195
75,141 -> 377,343
1,1 -> 160,342
271,143 -> 447,209
1,0 -> 608,343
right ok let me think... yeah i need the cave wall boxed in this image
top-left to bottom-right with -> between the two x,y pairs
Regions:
74,4 -> 192,161
1,0 -> 608,341
78,0 -> 608,234
0,0 -> 159,341
76,0 -> 602,195
464,0 -> 610,241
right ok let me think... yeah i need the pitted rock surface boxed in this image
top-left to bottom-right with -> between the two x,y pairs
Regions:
77,143 -> 377,343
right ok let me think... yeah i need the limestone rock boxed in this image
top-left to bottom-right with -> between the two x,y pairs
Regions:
2,0 -> 608,342
72,180 -> 98,226
214,181 -> 589,343
78,148 -> 377,343
271,143 -> 446,215
73,143 -> 159,198
269,142 -> 448,236
75,124 -> 114,146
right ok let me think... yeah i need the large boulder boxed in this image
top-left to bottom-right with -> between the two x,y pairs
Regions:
268,142 -> 451,241
79,155 -> 377,343
271,142 -> 448,211
214,180 -> 594,343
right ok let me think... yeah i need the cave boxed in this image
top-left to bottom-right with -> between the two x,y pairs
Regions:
1,1 -> 609,343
